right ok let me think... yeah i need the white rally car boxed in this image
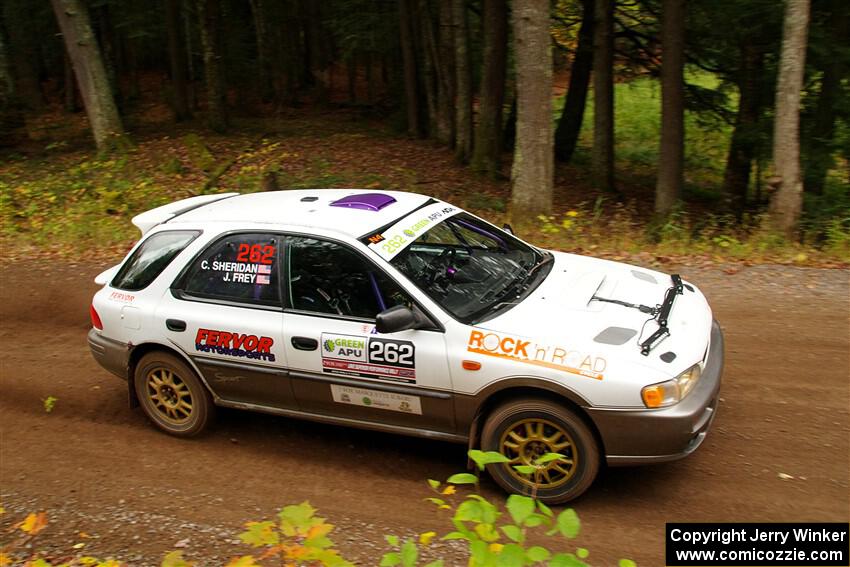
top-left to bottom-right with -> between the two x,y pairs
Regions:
89,189 -> 723,503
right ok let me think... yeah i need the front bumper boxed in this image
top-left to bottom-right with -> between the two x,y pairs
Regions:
587,319 -> 724,465
87,328 -> 131,381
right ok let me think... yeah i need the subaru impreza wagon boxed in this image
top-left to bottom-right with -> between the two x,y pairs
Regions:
89,189 -> 723,502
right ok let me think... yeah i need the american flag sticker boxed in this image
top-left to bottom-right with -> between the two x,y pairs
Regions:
258,264 -> 272,275
257,274 -> 271,285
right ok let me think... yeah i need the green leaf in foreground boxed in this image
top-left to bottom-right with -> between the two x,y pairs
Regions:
446,473 -> 478,485
557,508 -> 581,538
505,494 -> 535,525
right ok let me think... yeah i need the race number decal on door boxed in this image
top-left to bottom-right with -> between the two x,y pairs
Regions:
321,333 -> 416,384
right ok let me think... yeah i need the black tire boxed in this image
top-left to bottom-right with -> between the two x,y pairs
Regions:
134,352 -> 214,437
480,397 -> 600,504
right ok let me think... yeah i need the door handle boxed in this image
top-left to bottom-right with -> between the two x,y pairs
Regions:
291,336 -> 318,351
166,318 -> 187,332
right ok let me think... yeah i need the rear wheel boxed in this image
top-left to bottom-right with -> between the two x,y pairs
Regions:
480,398 -> 600,504
134,352 -> 214,437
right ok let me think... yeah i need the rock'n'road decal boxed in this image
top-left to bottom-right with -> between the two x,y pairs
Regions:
466,329 -> 606,380
321,333 -> 416,384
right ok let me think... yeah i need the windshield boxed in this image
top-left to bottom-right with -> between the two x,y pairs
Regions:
381,212 -> 549,324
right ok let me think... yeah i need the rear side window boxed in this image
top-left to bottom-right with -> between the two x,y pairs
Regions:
180,233 -> 281,307
112,231 -> 200,291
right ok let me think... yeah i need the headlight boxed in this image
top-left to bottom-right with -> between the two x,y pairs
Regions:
641,364 -> 702,408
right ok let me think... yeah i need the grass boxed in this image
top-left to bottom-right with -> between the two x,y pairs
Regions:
559,71 -> 734,195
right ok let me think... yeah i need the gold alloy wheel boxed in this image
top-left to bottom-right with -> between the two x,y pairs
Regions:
145,367 -> 194,425
499,418 -> 577,489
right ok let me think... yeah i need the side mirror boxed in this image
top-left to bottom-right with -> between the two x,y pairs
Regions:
502,223 -> 514,235
375,305 -> 420,334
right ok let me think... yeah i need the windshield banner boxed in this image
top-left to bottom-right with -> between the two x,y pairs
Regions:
367,202 -> 460,261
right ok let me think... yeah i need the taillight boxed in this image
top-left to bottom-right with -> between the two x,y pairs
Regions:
90,304 -> 103,330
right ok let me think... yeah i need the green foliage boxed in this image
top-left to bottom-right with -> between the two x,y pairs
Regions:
42,396 -> 57,413
1,450 -> 636,566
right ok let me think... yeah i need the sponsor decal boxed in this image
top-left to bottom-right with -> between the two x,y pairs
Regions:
108,291 -> 135,303
367,233 -> 385,244
467,330 -> 606,380
235,243 -> 276,264
195,328 -> 276,362
200,260 -> 274,284
330,384 -> 422,415
321,333 -> 416,383
368,202 -> 460,261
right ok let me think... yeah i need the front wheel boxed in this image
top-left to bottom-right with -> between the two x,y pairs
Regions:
480,398 -> 600,504
134,352 -> 214,437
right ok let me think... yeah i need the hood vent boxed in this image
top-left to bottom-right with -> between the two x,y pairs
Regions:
330,193 -> 397,211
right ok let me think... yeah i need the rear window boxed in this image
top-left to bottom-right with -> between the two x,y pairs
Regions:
112,230 -> 200,291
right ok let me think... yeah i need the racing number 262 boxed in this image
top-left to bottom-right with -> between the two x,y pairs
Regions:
369,340 -> 414,367
236,243 -> 275,264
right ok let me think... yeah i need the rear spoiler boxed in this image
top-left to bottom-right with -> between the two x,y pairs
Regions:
131,193 -> 238,235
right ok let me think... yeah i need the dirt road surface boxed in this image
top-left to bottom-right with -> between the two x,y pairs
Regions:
1,261 -> 848,566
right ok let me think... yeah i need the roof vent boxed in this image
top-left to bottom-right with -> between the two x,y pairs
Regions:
300,196 -> 319,202
330,193 -> 396,211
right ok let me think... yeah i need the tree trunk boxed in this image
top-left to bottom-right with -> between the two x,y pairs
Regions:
503,91 -> 516,150
769,0 -> 810,238
303,1 -> 329,105
63,49 -> 79,112
95,4 -> 121,106
452,0 -> 472,162
6,0 -> 45,110
398,0 -> 422,137
166,0 -> 191,121
510,0 -> 553,219
555,0 -> 594,164
591,0 -> 615,192
722,44 -> 762,214
50,0 -> 127,152
421,0 -> 453,144
0,9 -> 24,140
365,50 -> 375,104
654,0 -> 685,215
471,0 -> 508,177
249,0 -> 273,102
438,0 -> 456,145
804,0 -> 846,195
419,0 -> 439,136
196,0 -> 227,132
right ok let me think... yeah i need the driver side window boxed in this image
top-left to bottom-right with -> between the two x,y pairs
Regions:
286,237 -> 413,319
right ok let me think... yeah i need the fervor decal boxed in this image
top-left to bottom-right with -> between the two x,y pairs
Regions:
321,333 -> 416,383
195,328 -> 276,362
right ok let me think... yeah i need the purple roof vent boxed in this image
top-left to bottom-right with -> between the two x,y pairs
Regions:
329,193 -> 397,211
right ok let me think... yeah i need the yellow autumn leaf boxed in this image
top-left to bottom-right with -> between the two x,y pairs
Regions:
306,522 -> 333,540
441,485 -> 456,496
0,505 -> 5,515
419,531 -> 437,546
489,543 -> 504,552
73,542 -> 86,549
225,556 -> 258,567
19,512 -> 48,535
0,552 -> 11,566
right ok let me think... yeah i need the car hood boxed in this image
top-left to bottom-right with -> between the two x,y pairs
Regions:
475,251 -> 713,386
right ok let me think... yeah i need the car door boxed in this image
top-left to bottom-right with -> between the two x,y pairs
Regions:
281,235 -> 456,434
158,231 -> 296,409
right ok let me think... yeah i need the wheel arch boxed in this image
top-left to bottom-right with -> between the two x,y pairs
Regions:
127,342 -> 214,408
464,379 -> 606,464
